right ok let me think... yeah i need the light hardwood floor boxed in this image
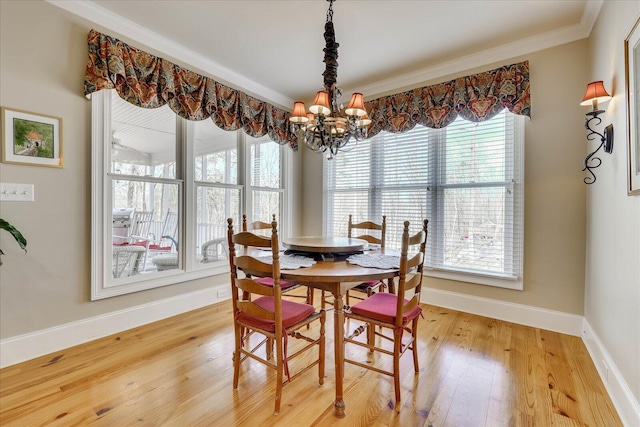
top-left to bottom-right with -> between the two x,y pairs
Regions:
0,295 -> 622,426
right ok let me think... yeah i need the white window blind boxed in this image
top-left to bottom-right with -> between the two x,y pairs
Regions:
325,110 -> 524,288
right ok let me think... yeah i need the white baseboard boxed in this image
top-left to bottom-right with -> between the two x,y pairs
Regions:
0,285 -> 230,369
421,287 -> 584,336
582,319 -> 640,427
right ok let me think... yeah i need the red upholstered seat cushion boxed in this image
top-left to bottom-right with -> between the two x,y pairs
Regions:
350,292 -> 422,324
254,277 -> 297,290
148,244 -> 171,251
237,296 -> 315,331
113,240 -> 148,247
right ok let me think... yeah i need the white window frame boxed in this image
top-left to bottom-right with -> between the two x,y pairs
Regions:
91,91 -> 290,299
324,112 -> 524,290
243,136 -> 291,236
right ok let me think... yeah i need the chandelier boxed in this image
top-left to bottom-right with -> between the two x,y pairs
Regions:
288,0 -> 370,159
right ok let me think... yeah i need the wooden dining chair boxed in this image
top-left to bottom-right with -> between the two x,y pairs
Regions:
320,215 -> 387,309
227,217 -> 326,415
243,214 -> 314,305
343,219 -> 428,412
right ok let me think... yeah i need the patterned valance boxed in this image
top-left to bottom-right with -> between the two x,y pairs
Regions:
84,28 -> 530,147
84,30 -> 297,149
365,61 -> 530,137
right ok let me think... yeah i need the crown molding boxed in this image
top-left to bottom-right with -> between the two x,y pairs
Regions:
45,0 -> 294,110
351,20 -> 595,99
580,0 -> 604,35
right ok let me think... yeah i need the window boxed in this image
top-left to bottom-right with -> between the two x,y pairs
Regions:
92,90 -> 290,299
248,138 -> 286,228
194,119 -> 241,266
325,110 -> 524,289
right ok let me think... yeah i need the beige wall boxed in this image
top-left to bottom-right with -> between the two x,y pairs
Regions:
303,41 -> 589,315
0,0 -> 287,338
585,0 -> 640,406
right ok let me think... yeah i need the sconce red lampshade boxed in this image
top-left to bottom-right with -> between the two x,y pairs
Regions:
289,101 -> 309,123
580,81 -> 612,107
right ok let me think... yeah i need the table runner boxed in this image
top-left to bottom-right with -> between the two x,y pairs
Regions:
346,253 -> 400,269
257,254 -> 317,269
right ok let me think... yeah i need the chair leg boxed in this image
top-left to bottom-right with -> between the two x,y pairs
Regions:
412,317 -> 420,373
274,335 -> 284,415
393,326 -> 403,411
387,277 -> 395,294
307,287 -> 314,306
233,323 -> 242,389
266,338 -> 274,360
319,311 -> 326,385
321,290 -> 326,309
367,322 -> 375,353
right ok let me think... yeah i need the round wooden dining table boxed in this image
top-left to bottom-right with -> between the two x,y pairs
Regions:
279,237 -> 399,418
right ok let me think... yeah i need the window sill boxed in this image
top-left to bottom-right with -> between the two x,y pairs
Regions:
424,268 -> 522,290
93,263 -> 229,300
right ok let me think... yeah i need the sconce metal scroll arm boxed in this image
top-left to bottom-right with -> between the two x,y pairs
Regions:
582,110 -> 613,185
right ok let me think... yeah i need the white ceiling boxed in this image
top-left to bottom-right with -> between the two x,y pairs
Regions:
51,0 -> 601,109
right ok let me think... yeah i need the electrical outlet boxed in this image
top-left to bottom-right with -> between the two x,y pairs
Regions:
217,289 -> 230,299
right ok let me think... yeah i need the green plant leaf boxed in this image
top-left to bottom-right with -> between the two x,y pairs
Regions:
0,219 -> 28,266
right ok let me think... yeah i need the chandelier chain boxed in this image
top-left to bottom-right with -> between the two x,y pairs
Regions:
326,0 -> 335,23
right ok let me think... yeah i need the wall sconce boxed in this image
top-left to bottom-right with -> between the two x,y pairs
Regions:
580,81 -> 614,184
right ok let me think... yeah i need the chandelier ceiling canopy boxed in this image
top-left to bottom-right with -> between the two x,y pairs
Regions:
289,0 -> 370,159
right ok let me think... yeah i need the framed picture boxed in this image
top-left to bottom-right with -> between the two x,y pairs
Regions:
625,17 -> 640,195
1,107 -> 62,168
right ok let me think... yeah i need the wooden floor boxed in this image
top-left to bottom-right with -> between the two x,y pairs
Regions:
0,294 -> 622,426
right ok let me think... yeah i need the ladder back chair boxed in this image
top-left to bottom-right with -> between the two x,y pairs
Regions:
344,219 -> 428,412
320,215 -> 387,308
148,210 -> 179,255
227,218 -> 326,415
243,214 -> 314,305
112,209 -> 154,272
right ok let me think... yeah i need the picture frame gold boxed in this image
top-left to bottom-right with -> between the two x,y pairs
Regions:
625,17 -> 640,195
1,107 -> 63,168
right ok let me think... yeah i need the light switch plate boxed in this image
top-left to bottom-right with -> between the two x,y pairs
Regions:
0,183 -> 34,202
